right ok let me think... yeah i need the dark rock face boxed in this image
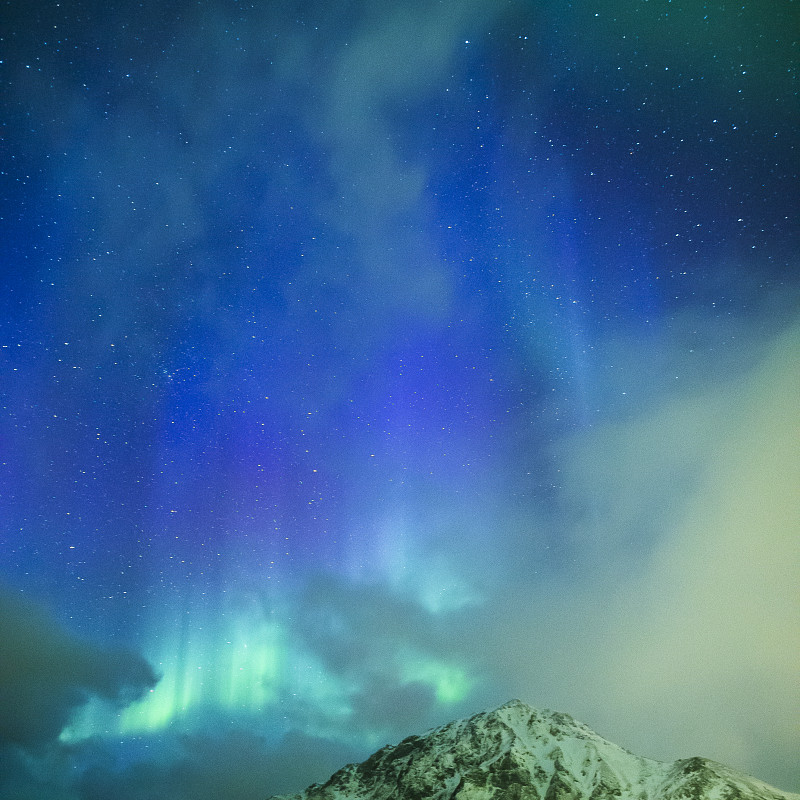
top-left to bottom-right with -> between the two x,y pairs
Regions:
267,700 -> 798,800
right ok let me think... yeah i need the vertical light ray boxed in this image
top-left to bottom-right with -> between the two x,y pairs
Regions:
221,618 -> 283,711
114,592 -> 286,733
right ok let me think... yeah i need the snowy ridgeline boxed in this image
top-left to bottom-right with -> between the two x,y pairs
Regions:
267,700 -> 800,800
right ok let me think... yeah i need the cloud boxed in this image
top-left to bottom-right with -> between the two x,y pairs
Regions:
0,587 -> 158,752
350,679 -> 437,732
480,317 -> 800,792
294,572 -> 480,732
303,0 -> 521,325
0,586 -> 158,798
593,318 -> 800,790
296,573 -> 442,674
76,728 -> 361,800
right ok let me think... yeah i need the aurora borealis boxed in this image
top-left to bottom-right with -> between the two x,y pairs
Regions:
1,0 -> 798,797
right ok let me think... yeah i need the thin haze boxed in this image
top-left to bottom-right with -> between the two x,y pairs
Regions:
1,0 -> 798,798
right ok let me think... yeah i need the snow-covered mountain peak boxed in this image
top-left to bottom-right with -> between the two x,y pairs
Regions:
267,701 -> 799,800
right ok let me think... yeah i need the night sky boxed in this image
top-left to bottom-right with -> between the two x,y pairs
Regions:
1,1 -> 798,798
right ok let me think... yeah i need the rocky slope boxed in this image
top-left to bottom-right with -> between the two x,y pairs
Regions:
267,700 -> 798,800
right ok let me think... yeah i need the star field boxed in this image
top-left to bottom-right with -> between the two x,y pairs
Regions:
1,1 -> 798,798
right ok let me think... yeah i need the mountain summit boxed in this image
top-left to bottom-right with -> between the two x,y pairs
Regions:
267,700 -> 798,800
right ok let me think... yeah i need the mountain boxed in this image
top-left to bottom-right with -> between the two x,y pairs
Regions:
267,700 -> 798,800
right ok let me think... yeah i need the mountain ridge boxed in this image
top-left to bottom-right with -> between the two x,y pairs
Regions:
266,700 -> 798,800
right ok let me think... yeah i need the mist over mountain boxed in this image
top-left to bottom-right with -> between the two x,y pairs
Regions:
267,700 -> 799,800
